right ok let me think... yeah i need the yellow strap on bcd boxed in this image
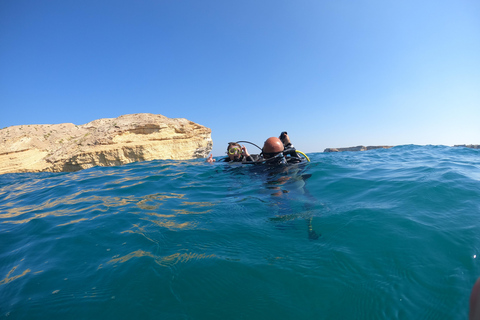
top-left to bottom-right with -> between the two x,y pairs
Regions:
296,150 -> 310,162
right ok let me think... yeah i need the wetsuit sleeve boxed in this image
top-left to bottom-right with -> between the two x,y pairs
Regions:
246,154 -> 261,162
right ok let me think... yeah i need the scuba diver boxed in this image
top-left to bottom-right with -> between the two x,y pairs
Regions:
206,142 -> 259,163
257,133 -> 307,165
206,132 -> 309,165
205,132 -> 319,239
260,137 -> 289,165
258,135 -> 319,239
279,131 -> 293,149
280,131 -> 302,161
262,137 -> 303,165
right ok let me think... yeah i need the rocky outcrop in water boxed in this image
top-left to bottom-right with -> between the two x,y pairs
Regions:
454,145 -> 480,149
324,145 -> 393,152
0,113 -> 212,174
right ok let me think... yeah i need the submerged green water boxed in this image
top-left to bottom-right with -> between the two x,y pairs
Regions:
1,145 -> 479,319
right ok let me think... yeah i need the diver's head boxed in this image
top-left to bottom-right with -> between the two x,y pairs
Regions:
227,142 -> 242,160
279,131 -> 291,146
262,137 -> 284,159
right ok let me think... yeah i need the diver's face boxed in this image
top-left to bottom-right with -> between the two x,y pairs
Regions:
227,145 -> 242,160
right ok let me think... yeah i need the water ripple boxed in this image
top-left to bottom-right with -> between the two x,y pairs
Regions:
1,146 -> 480,319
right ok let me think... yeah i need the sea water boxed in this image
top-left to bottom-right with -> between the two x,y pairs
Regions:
1,145 -> 479,319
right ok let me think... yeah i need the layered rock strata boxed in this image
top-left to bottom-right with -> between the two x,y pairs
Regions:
324,146 -> 393,152
0,113 -> 212,174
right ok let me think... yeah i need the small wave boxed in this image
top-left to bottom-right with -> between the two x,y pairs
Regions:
1,145 -> 479,319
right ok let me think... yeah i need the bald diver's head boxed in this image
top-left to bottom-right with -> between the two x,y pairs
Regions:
262,137 -> 284,159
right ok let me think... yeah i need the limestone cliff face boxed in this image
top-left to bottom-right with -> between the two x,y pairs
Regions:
0,113 -> 212,174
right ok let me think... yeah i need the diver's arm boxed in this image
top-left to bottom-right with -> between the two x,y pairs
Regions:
241,145 -> 250,157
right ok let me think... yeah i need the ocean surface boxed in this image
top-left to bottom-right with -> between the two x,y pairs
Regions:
1,145 -> 479,319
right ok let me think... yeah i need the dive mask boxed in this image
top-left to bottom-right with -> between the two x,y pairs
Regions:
228,147 -> 242,155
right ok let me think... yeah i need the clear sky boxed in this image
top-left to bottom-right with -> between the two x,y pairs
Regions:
1,0 -> 479,156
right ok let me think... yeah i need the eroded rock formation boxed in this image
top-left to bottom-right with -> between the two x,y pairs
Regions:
0,113 -> 212,174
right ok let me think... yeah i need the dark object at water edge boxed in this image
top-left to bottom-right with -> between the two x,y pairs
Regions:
324,144 -> 480,152
454,144 -> 480,149
323,146 -> 393,152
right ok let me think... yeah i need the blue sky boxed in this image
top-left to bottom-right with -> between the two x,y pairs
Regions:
1,0 -> 479,156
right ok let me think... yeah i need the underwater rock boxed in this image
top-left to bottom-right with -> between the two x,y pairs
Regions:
0,113 -> 212,174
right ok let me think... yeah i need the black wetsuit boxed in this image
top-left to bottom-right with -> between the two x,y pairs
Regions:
253,150 -> 303,166
282,144 -> 303,164
220,143 -> 303,165
220,154 -> 259,162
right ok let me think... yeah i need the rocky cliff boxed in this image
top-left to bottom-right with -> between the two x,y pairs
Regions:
324,145 -> 393,152
0,113 -> 212,174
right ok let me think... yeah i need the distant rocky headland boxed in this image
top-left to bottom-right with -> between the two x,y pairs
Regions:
0,113 -> 212,174
324,145 -> 479,152
454,144 -> 480,149
324,146 -> 393,152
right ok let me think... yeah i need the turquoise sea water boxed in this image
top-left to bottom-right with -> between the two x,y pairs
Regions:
1,145 -> 479,319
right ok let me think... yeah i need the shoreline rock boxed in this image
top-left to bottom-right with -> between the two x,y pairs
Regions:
324,145 -> 393,152
0,113 -> 212,174
454,144 -> 480,149
324,144 -> 479,152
